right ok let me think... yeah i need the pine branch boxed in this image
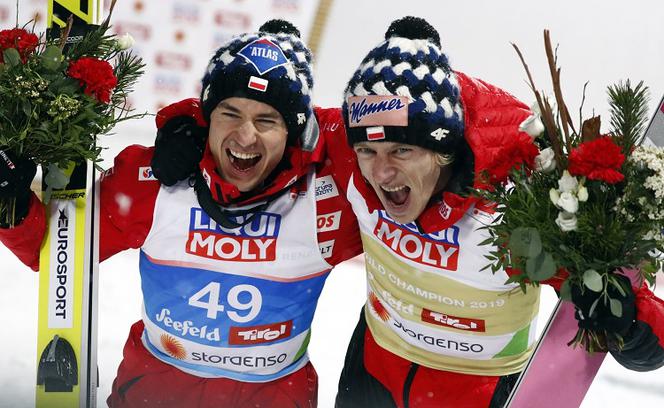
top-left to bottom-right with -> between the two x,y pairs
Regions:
607,80 -> 649,153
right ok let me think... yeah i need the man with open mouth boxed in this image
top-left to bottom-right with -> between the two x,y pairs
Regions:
0,19 -> 363,407
332,16 -> 664,408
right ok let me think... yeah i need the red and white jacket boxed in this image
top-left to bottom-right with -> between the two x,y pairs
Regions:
0,105 -> 363,382
327,71 -> 664,377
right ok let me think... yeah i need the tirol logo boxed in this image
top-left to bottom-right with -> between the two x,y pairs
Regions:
186,208 -> 281,262
229,320 -> 293,345
421,309 -> 486,332
347,95 -> 409,128
238,38 -> 288,75
374,211 -> 460,270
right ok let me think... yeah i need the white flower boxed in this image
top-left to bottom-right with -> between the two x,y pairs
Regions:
116,33 -> 135,50
529,100 -> 542,116
529,95 -> 557,116
577,186 -> 588,202
555,211 -> 578,231
535,147 -> 556,173
519,114 -> 545,137
557,191 -> 579,213
558,170 -> 579,193
549,188 -> 560,205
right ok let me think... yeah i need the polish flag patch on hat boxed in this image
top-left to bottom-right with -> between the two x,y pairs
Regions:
248,76 -> 268,92
366,126 -> 386,141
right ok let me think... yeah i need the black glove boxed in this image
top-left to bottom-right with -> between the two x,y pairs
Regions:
571,274 -> 636,336
608,320 -> 664,371
150,116 -> 207,186
0,149 -> 37,227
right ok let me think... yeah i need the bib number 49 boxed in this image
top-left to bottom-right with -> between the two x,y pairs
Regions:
188,282 -> 262,322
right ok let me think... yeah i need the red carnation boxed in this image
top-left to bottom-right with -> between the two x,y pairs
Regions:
0,28 -> 39,63
479,132 -> 540,186
67,57 -> 118,103
568,136 -> 625,184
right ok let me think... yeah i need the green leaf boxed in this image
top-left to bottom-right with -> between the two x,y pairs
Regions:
21,99 -> 32,118
583,269 -> 603,292
478,237 -> 495,246
49,77 -> 81,95
525,251 -> 556,281
609,298 -> 623,318
588,298 -> 600,319
560,279 -> 572,301
610,277 -> 627,297
508,227 -> 542,258
41,45 -> 63,71
3,48 -> 21,66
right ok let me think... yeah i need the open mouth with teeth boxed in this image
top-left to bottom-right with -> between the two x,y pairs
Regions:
380,185 -> 411,207
227,148 -> 262,172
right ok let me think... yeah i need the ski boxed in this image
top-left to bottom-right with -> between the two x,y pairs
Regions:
36,1 -> 102,407
644,94 -> 664,147
505,301 -> 607,408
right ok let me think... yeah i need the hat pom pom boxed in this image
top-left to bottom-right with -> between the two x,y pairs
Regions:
259,19 -> 301,38
384,16 -> 440,47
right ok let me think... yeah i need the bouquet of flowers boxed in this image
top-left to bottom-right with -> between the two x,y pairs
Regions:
0,1 -> 144,224
477,30 -> 664,352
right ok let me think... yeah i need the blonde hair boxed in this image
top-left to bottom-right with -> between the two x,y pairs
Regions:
434,152 -> 454,167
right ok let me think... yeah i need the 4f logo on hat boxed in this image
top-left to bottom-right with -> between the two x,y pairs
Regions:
238,38 -> 288,75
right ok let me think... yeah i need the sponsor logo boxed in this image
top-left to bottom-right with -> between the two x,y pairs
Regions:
319,240 -> 335,259
348,95 -> 409,127
238,38 -> 288,75
321,122 -> 340,132
153,74 -> 182,94
374,211 -> 460,270
314,175 -> 339,200
155,51 -> 192,70
155,308 -> 221,341
393,319 -> 484,353
421,309 -> 486,332
53,209 -> 71,321
0,149 -> 15,169
113,22 -> 151,41
380,289 -> 415,316
438,200 -> 452,219
186,208 -> 280,262
297,113 -> 306,125
138,166 -> 157,181
160,334 -> 187,360
51,192 -> 85,200
366,126 -> 385,141
192,352 -> 288,368
248,75 -> 268,92
316,211 -> 342,232
369,292 -> 390,321
271,0 -> 301,11
213,10 -> 251,29
173,3 -> 200,23
229,320 -> 292,345
430,128 -> 449,141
